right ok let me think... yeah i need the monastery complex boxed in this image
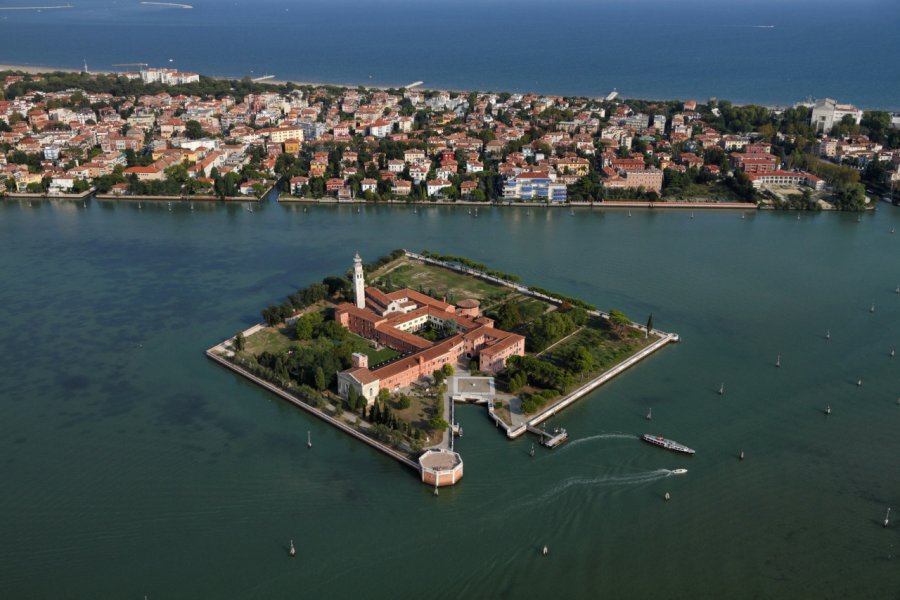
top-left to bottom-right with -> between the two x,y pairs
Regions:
335,254 -> 525,404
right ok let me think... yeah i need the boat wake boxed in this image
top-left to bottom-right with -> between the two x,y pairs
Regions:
561,432 -> 638,451
510,469 -> 674,510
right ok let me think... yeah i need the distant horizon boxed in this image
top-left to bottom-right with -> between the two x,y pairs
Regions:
1,0 -> 898,108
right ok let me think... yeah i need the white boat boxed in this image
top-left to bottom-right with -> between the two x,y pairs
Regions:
671,468 -> 688,475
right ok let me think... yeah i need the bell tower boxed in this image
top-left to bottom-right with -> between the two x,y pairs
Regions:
353,252 -> 365,309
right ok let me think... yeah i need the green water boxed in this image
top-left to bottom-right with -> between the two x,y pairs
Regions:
1,199 -> 898,598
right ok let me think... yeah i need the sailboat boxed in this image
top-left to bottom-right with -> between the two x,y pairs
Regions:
884,507 -> 891,528
289,540 -> 296,557
718,382 -> 725,396
646,407 -> 652,421
627,210 -> 632,217
529,443 -> 535,457
826,329 -> 831,341
307,430 -> 312,448
825,404 -> 831,415
870,303 -> 875,313
775,354 -> 781,368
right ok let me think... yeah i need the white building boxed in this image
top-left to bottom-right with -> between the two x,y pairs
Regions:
810,98 -> 863,132
426,179 -> 452,196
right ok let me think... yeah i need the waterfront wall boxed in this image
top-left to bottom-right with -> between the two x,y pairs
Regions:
519,332 -> 678,437
95,194 -> 255,202
274,196 -> 756,209
5,188 -> 94,200
205,344 -> 420,472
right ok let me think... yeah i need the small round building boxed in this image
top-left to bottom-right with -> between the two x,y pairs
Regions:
456,298 -> 481,318
418,449 -> 464,487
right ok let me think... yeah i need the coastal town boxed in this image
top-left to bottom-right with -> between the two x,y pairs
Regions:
1,67 -> 899,209
207,250 -> 677,487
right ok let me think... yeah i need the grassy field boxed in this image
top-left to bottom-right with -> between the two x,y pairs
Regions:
346,333 -> 399,366
242,325 -> 295,355
374,257 -> 515,306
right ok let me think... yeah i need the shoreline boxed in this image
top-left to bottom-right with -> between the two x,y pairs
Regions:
3,62 -> 896,112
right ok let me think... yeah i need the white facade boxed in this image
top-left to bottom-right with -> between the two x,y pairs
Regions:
811,98 -> 863,132
353,253 -> 365,309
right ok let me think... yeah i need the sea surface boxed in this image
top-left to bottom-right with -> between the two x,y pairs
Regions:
1,196 -> 899,598
1,0 -> 899,108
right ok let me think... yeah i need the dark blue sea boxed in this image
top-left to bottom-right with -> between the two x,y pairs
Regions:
1,0 -> 899,106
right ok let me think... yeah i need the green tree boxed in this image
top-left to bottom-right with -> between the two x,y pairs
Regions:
348,385 -> 358,410
429,417 -> 449,432
294,312 -> 323,340
609,309 -> 631,329
234,331 -> 245,351
185,120 -> 204,140
314,366 -> 326,391
571,346 -> 594,374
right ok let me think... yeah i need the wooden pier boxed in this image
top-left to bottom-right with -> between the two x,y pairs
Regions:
526,425 -> 569,448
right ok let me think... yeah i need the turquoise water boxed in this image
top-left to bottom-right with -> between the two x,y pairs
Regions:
1,198 -> 899,598
1,0 -> 899,108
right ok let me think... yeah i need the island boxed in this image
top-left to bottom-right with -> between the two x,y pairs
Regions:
206,250 -> 679,487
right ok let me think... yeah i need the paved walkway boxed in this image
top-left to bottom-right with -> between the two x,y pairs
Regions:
536,326 -> 585,357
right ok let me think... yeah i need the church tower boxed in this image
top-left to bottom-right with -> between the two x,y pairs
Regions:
353,252 -> 365,309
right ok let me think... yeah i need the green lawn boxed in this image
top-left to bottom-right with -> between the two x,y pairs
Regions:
347,333 -> 399,366
242,325 -> 295,355
374,258 -> 514,305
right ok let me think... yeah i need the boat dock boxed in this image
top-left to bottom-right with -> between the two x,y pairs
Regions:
526,424 -> 568,448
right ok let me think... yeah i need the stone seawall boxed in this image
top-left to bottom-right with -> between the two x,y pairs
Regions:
205,344 -> 420,472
